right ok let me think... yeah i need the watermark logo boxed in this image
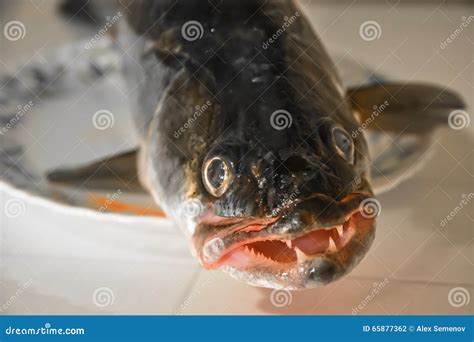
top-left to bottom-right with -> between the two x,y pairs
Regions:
174,278 -> 213,314
3,21 -> 26,41
352,100 -> 389,138
448,110 -> 470,130
448,287 -> 470,308
440,16 -> 474,49
349,175 -> 363,190
270,289 -> 292,308
202,237 -> 225,264
84,12 -> 123,50
270,189 -> 300,217
4,322 -> 85,335
174,100 -> 212,139
352,278 -> 390,314
92,287 -> 114,307
98,189 -> 122,213
262,12 -> 300,49
92,110 -> 115,130
440,193 -> 473,227
0,278 -> 33,313
0,101 -> 34,136
270,109 -> 292,130
181,21 -> 204,41
4,198 -> 26,218
359,198 -> 381,219
180,198 -> 204,218
359,21 -> 382,41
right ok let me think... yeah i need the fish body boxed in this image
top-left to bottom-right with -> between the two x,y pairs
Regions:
35,0 -> 465,289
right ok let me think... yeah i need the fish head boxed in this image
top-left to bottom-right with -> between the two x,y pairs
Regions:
146,57 -> 376,290
188,107 -> 376,289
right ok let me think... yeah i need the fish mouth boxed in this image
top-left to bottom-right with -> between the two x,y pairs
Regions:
193,192 -> 377,289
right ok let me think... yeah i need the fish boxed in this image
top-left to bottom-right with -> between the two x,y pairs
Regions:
43,0 -> 465,289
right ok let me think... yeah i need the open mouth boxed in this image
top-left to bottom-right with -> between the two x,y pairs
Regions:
199,209 -> 374,270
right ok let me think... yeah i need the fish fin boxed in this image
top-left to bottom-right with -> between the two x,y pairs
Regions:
46,149 -> 164,215
348,82 -> 466,135
47,149 -> 146,193
348,82 -> 465,194
367,131 -> 435,195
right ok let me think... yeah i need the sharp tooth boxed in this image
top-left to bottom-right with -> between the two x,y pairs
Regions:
294,247 -> 311,262
328,236 -> 338,252
285,240 -> 292,249
249,247 -> 258,258
336,225 -> 343,237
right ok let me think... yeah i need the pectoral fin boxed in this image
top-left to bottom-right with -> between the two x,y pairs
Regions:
348,82 -> 466,194
46,149 -> 165,216
47,149 -> 145,192
348,82 -> 466,134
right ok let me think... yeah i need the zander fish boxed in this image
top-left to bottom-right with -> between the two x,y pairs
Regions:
25,0 -> 464,289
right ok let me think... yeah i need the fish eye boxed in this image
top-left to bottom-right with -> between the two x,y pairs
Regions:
202,156 -> 234,197
332,127 -> 354,164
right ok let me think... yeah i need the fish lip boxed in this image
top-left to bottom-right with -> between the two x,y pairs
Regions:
195,191 -> 375,269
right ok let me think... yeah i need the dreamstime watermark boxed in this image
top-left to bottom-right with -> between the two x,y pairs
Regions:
174,278 -> 213,314
4,323 -> 85,336
439,193 -> 473,227
4,198 -> 26,218
92,287 -> 114,307
181,21 -> 204,41
0,101 -> 34,136
98,189 -> 122,212
440,16 -> 474,49
270,289 -> 292,308
84,12 -> 123,50
270,109 -> 292,130
173,100 -> 212,139
359,21 -> 382,41
262,12 -> 301,49
0,278 -> 33,313
352,100 -> 389,138
448,287 -> 470,308
352,278 -> 390,314
3,20 -> 26,41
92,110 -> 115,130
359,198 -> 382,219
448,110 -> 470,130
270,189 -> 300,217
349,174 -> 363,189
180,198 -> 204,218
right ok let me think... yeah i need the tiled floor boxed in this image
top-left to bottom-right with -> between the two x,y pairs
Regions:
1,1 -> 472,314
